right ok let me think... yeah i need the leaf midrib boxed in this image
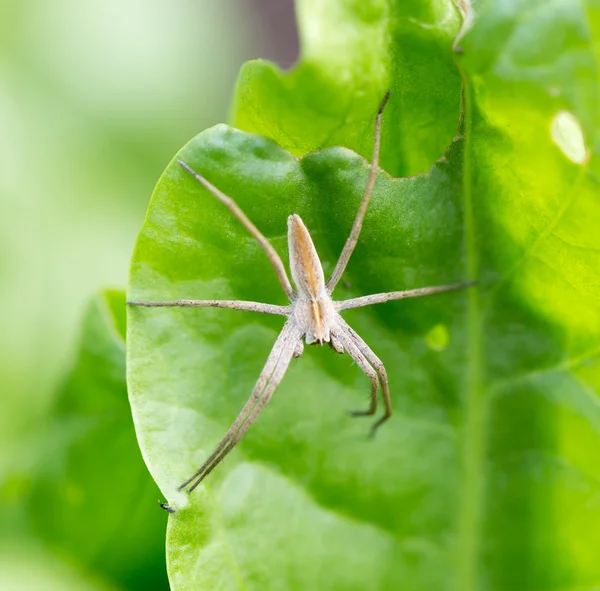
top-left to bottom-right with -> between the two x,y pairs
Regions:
457,67 -> 486,591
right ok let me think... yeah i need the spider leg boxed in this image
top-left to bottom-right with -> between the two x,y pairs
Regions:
331,327 -> 379,418
329,333 -> 344,354
179,321 -> 302,492
127,299 -> 290,316
293,339 -> 304,358
336,317 -> 391,436
337,281 -> 476,311
178,159 -> 295,300
326,90 -> 390,292
186,354 -> 289,492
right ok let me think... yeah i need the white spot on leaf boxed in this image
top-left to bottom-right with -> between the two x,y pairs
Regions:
550,111 -> 588,165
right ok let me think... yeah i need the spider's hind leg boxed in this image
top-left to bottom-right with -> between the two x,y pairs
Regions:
331,328 -> 379,420
335,318 -> 393,436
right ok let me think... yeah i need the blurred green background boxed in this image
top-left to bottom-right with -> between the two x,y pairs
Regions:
0,1 -> 296,588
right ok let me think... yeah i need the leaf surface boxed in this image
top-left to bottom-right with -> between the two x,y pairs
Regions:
233,0 -> 463,177
128,1 -> 600,589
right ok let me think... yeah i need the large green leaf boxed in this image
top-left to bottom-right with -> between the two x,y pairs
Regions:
27,290 -> 169,591
233,0 -> 463,177
127,1 -> 600,590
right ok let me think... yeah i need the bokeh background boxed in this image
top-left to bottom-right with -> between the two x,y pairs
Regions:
0,1 -> 296,588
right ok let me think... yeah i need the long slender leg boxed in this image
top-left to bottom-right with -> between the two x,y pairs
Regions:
127,299 -> 290,316
332,327 -> 379,417
336,317 -> 392,435
326,91 -> 390,292
337,281 -> 476,311
178,160 -> 294,300
187,345 -> 293,492
179,322 -> 302,492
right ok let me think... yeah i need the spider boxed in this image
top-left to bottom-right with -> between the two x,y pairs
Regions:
128,91 -> 473,493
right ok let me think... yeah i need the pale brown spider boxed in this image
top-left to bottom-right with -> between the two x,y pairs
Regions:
128,92 -> 473,492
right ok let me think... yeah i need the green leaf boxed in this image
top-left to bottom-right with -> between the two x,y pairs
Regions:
232,0 -> 463,177
28,290 -> 169,591
128,1 -> 600,590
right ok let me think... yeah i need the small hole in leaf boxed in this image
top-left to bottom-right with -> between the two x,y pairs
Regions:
425,323 -> 449,352
550,110 -> 588,165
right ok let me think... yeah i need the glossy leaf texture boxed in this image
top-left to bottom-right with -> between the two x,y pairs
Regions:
127,1 -> 600,590
27,290 -> 169,591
